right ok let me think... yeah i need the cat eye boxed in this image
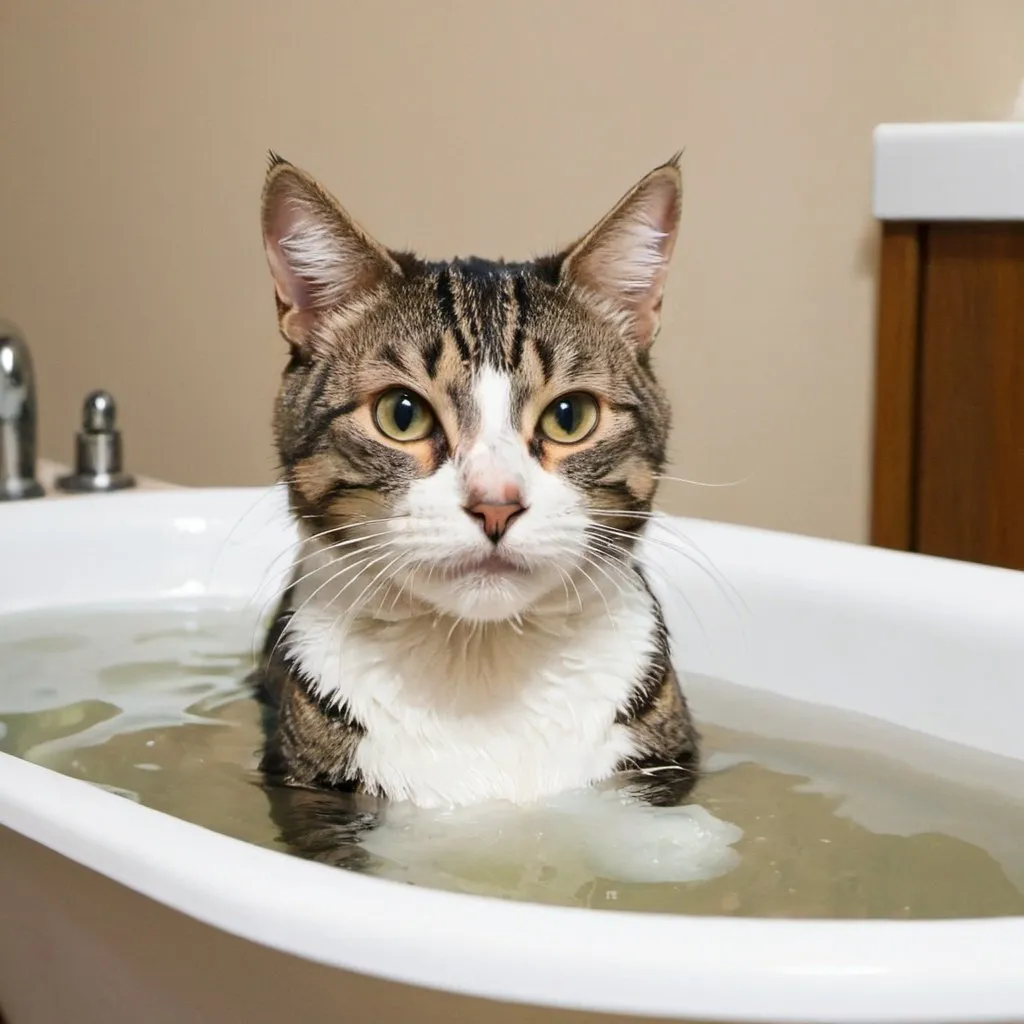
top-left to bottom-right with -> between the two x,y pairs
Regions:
373,388 -> 436,442
537,392 -> 600,445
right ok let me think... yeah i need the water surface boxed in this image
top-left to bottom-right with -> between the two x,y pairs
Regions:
2,605 -> 1023,918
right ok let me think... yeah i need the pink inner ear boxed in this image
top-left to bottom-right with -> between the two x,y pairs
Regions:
568,167 -> 681,348
263,201 -> 317,312
611,175 -> 680,295
595,214 -> 671,296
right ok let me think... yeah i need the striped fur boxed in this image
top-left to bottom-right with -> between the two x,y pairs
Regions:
255,154 -> 699,833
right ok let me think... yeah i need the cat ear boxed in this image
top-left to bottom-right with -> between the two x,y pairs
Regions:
261,153 -> 400,349
559,155 -> 682,349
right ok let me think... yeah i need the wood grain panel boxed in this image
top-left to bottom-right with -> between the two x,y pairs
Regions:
870,223 -> 923,551
916,224 -> 1024,570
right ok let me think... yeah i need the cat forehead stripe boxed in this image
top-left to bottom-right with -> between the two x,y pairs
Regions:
432,262 -> 544,372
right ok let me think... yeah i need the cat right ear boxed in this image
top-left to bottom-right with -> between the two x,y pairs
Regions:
558,155 -> 682,350
260,153 -> 400,350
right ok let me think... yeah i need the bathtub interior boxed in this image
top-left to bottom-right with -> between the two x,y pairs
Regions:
2,485 -> 1024,1024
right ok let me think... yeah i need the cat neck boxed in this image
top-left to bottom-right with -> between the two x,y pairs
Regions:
282,536 -> 656,709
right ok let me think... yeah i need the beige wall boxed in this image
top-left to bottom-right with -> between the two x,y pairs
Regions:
2,1 -> 1024,542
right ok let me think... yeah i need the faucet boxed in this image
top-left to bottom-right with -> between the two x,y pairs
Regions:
0,321 -> 44,501
56,390 -> 136,493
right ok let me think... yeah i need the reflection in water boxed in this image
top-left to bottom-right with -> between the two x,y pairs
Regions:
2,605 -> 1024,918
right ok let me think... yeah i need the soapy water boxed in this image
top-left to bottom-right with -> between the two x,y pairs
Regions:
359,789 -> 742,895
2,605 -> 1024,917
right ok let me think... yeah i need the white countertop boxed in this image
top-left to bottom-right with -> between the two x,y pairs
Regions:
36,458 -> 173,498
873,122 -> 1024,221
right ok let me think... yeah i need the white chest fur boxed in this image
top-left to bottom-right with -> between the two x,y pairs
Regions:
286,580 -> 659,809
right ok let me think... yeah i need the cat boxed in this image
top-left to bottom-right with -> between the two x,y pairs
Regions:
253,152 -> 699,858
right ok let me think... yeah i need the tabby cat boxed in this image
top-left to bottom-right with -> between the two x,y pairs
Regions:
255,152 -> 699,830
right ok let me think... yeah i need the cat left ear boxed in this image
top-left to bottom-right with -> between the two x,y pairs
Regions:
559,155 -> 682,349
261,152 -> 400,350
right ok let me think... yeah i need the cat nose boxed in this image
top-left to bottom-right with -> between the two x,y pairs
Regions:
464,495 -> 526,543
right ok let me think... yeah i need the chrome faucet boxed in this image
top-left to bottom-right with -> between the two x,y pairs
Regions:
57,390 -> 136,493
0,321 -> 44,501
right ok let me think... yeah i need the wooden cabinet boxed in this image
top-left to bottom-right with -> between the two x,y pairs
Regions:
871,125 -> 1024,572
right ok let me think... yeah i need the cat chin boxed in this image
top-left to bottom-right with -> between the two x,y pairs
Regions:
406,567 -> 562,624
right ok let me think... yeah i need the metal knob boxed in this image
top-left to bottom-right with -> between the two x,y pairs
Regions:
0,321 -> 45,501
56,390 -> 136,493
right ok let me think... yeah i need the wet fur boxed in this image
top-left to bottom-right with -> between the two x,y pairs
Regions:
253,153 -> 700,857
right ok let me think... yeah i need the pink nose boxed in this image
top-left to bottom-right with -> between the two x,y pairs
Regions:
465,499 -> 526,542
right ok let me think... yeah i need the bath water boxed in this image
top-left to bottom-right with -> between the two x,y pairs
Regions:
2,604 -> 1024,918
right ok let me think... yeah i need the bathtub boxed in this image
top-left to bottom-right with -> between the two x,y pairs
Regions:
1,486 -> 1023,1024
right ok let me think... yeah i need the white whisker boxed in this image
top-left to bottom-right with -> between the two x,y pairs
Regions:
250,529 -> 396,611
555,563 -> 585,615
318,549 -> 401,617
588,520 -> 747,619
579,550 -> 629,601
206,484 -> 285,592
653,472 -> 750,489
252,538 -> 393,640
587,534 -> 713,651
349,552 -> 415,624
258,544 -> 395,666
246,513 -> 407,612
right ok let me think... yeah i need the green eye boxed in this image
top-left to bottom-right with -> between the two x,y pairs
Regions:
373,388 -> 435,442
538,392 -> 600,444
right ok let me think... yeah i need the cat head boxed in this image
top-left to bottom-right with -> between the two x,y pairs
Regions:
261,154 -> 681,622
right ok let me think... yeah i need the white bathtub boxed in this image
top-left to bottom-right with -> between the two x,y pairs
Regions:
1,487 -> 1023,1024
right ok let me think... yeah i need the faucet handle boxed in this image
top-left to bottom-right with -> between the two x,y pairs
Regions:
57,389 -> 136,493
0,321 -> 45,501
83,390 -> 117,434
